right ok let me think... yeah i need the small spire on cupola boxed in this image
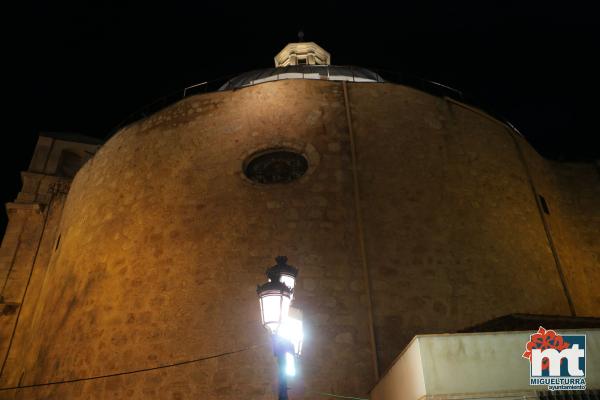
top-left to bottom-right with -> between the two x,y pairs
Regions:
297,30 -> 305,42
274,35 -> 331,67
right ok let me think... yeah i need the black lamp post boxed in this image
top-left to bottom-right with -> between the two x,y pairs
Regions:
257,256 -> 302,400
266,256 -> 299,292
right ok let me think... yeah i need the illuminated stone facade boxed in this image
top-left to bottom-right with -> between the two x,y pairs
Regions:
274,42 -> 331,66
0,54 -> 598,399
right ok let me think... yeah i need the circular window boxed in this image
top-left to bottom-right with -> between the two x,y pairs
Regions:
244,149 -> 309,184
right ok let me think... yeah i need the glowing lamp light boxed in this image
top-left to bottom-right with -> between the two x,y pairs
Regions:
284,352 -> 296,376
278,307 -> 304,356
267,256 -> 299,291
257,280 -> 292,334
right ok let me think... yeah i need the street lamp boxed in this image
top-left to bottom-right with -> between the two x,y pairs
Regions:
257,256 -> 303,400
267,255 -> 299,292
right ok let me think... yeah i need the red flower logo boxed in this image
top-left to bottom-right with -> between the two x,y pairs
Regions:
522,327 -> 570,370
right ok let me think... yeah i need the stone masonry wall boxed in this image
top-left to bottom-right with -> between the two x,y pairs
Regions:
346,84 -> 576,371
0,175 -> 69,394
518,142 -> 600,316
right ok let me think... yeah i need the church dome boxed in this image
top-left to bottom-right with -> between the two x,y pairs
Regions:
219,64 -> 384,90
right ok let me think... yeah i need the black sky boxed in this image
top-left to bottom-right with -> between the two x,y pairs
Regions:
2,1 -> 599,236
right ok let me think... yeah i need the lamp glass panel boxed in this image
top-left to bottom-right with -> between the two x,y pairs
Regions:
260,293 -> 290,334
278,311 -> 303,355
280,274 -> 296,290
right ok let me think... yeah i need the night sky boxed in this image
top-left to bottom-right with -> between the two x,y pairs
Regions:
2,1 -> 598,237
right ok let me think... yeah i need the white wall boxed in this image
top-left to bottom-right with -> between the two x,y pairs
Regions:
371,329 -> 599,400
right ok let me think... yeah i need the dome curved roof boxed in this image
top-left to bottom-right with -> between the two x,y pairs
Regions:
219,64 -> 384,90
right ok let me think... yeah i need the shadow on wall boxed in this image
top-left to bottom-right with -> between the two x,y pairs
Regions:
56,150 -> 83,178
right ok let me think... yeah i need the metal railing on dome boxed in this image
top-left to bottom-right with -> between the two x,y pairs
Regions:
372,68 -> 524,137
104,74 -> 236,139
105,67 -> 523,140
